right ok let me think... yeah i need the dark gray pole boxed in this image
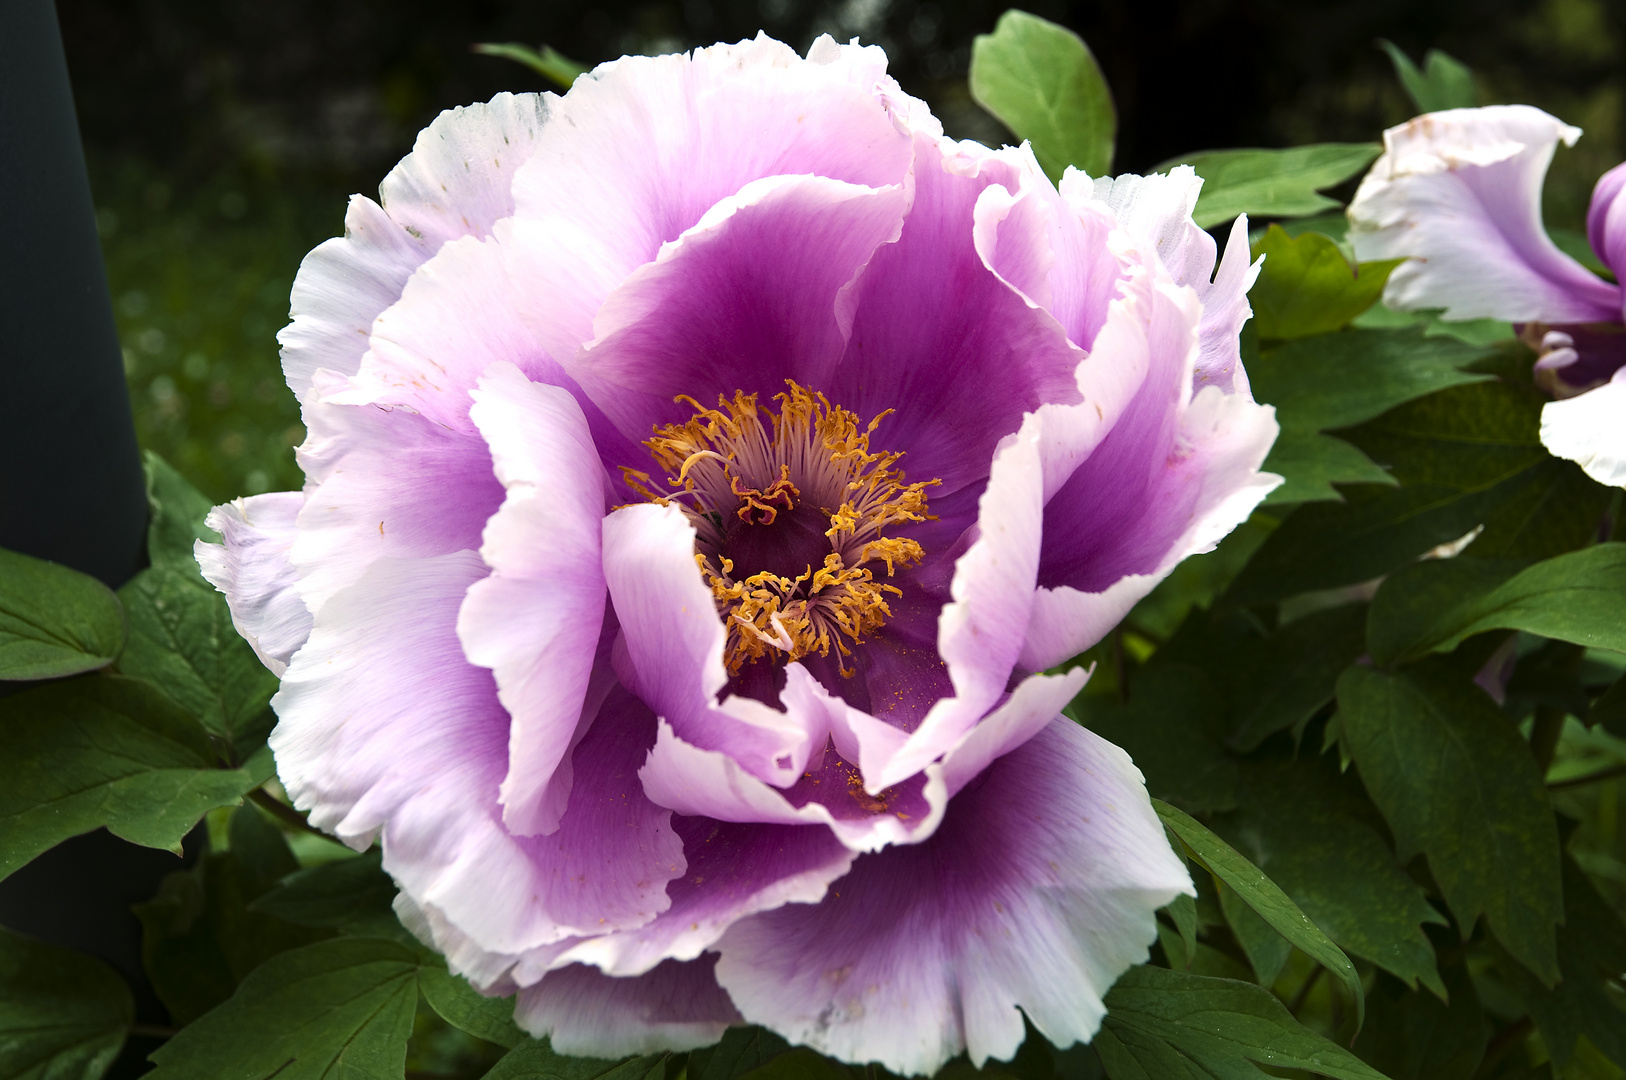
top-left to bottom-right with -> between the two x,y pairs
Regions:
0,0 -> 148,585
0,0 -> 178,1053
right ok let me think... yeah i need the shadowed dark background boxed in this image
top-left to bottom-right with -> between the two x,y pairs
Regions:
55,0 -> 1626,502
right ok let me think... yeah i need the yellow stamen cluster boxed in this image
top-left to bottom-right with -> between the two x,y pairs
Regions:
625,383 -> 936,677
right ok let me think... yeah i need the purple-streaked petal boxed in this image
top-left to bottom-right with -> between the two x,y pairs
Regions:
1541,368 -> 1626,488
1586,161 -> 1626,279
459,363 -> 610,836
825,134 -> 1084,496
514,957 -> 742,1057
503,36 -> 921,378
196,492 -> 311,676
1349,105 -> 1621,324
1021,265 -> 1279,671
570,174 -> 910,440
273,552 -> 682,956
713,718 -> 1192,1076
279,93 -> 549,404
290,373 -> 504,617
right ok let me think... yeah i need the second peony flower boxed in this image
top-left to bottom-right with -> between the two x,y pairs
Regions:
198,34 -> 1279,1076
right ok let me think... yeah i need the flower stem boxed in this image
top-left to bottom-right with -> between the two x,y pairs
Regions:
248,787 -> 328,838
1548,761 -> 1626,792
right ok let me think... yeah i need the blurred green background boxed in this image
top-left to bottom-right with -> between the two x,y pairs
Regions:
60,0 -> 1625,505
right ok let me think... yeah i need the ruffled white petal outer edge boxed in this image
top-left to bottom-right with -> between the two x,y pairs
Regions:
1019,260 -> 1281,673
460,362 -> 610,836
514,957 -> 743,1057
196,492 -> 312,676
712,717 -> 1193,1076
1541,368 -> 1626,488
279,92 -> 550,404
1347,104 -> 1621,324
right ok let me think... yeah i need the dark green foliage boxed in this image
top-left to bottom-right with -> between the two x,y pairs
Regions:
1353,965 -> 1488,1080
688,1027 -> 794,1080
970,11 -> 1114,180
0,546 -> 126,681
251,849 -> 403,938
1337,663 -> 1563,983
0,926 -> 134,1080
134,806 -> 329,1023
484,1044 -> 670,1080
118,454 -> 279,763
1093,966 -> 1386,1079
0,673 -> 269,879
145,938 -> 422,1079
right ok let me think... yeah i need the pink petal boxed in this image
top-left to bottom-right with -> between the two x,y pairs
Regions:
460,363 -> 611,836
279,93 -> 549,404
1349,105 -> 1622,324
514,957 -> 742,1057
272,552 -> 682,958
1587,161 -> 1626,288
196,492 -> 311,676
712,718 -> 1191,1076
569,173 -> 910,440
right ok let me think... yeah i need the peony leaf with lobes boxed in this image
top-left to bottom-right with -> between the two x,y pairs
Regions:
1094,966 -> 1388,1080
145,938 -> 420,1080
0,925 -> 133,1080
0,545 -> 125,682
0,673 -> 271,881
969,9 -> 1114,181
1378,41 -> 1477,115
1154,800 -> 1366,1031
117,454 -> 279,762
1367,543 -> 1626,666
1158,144 -> 1380,230
1246,326 -> 1490,505
1336,662 -> 1562,985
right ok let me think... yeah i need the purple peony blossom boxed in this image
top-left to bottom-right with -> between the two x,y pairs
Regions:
1348,105 -> 1626,488
197,35 -> 1279,1074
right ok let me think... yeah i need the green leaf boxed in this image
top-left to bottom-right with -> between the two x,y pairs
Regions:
1369,544 -> 1626,667
418,967 -> 525,1049
119,457 -> 279,763
1495,859 -> 1626,1071
1154,800 -> 1365,1029
1215,759 -> 1447,998
1216,886 -> 1292,987
1072,665 -> 1239,814
738,1048 -> 855,1080
687,1027 -> 792,1080
1248,226 -> 1399,341
146,938 -> 421,1080
250,849 -> 403,940
1156,144 -> 1380,230
473,42 -> 588,89
1248,327 -> 1491,504
0,925 -> 133,1080
1379,41 -> 1477,114
0,674 -> 269,881
485,1042 -> 667,1080
0,546 -> 126,682
969,9 -> 1114,180
1224,602 -> 1369,750
1587,672 -> 1626,736
1353,962 -> 1489,1080
1336,663 -> 1562,983
1096,966 -> 1387,1080
1224,380 -> 1556,606
134,805 -> 328,1024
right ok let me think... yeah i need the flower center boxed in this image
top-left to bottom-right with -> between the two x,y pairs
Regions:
627,383 -> 936,677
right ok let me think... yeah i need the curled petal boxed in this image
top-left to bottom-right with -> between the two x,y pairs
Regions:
196,492 -> 311,676
514,957 -> 742,1058
461,363 -> 610,836
1541,368 -> 1626,488
713,718 -> 1192,1076
279,93 -> 549,404
1587,161 -> 1626,289
1348,105 -> 1621,324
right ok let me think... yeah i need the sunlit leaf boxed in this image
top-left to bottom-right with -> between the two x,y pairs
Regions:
1158,144 -> 1379,229
1249,227 -> 1398,341
1378,41 -> 1477,115
474,42 -> 589,89
970,9 -> 1114,180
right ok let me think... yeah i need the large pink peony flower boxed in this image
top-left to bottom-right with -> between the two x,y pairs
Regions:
1348,105 -> 1626,488
198,35 -> 1278,1074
